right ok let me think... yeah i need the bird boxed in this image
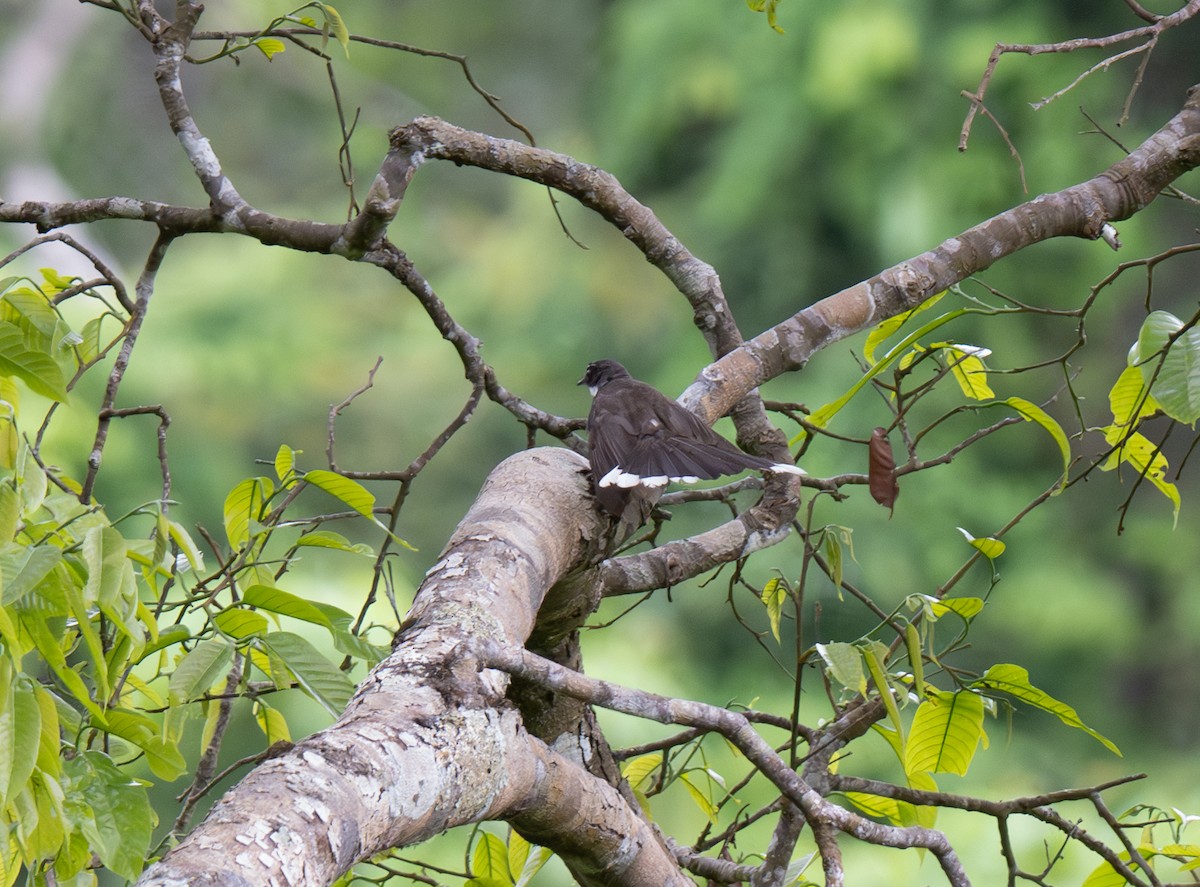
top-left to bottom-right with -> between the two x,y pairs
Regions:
578,359 -> 803,525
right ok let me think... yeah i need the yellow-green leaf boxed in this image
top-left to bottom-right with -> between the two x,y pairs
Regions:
905,689 -> 984,777
621,753 -> 663,792
972,663 -> 1121,755
680,771 -> 719,824
471,832 -> 511,887
253,37 -> 286,60
760,577 -> 787,643
1003,396 -> 1070,492
956,527 -> 1005,559
223,476 -> 273,550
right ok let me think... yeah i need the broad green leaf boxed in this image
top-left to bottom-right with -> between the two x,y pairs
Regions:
260,631 -> 355,716
0,673 -> 40,807
169,638 -> 234,704
905,689 -> 984,777
1003,396 -> 1070,492
135,624 -> 192,662
254,701 -> 291,744
223,475 -> 273,550
760,577 -> 787,643
304,469 -> 375,519
214,607 -> 269,639
98,708 -> 186,780
938,345 -> 994,400
680,771 -> 719,824
510,832 -> 551,887
1108,364 -> 1159,430
816,642 -> 865,696
471,832 -> 511,887
863,292 -> 947,365
1081,857 -> 1137,887
1100,426 -> 1180,525
1132,310 -> 1200,423
0,321 -> 67,401
64,751 -> 155,881
0,544 -> 61,605
243,584 -> 334,629
621,753 -> 663,792
304,469 -> 416,550
972,663 -> 1121,755
956,527 -> 1005,560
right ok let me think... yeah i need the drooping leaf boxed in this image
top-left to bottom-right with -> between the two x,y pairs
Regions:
1003,396 -> 1071,492
1100,426 -> 1180,525
97,708 -> 186,780
680,771 -> 719,824
509,831 -> 551,887
274,444 -> 298,487
304,469 -> 415,549
972,663 -> 1121,755
760,577 -> 787,643
905,689 -> 985,777
868,426 -> 898,512
213,607 -> 269,639
253,701 -> 291,744
936,344 -> 994,400
0,672 -> 39,808
296,530 -> 374,556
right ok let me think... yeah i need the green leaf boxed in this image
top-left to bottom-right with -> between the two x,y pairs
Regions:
167,519 -> 205,572
760,577 -> 787,643
0,672 -> 40,807
1132,310 -> 1200,423
1108,364 -> 1159,430
952,356 -> 993,399
296,530 -> 374,556
1100,426 -> 1180,526
816,642 -> 865,696
253,37 -> 286,60
97,708 -> 187,780
799,303 -> 966,441
169,638 -> 235,704
64,751 -> 155,880
1002,396 -> 1070,492
972,663 -> 1121,755
223,476 -> 273,551
214,607 -> 269,639
274,444 -> 298,487
304,469 -> 415,550
905,689 -> 984,777
680,771 -> 719,824
304,469 -> 375,518
621,753 -> 663,792
243,584 -> 334,629
318,3 -> 351,55
0,321 -> 67,401
260,631 -> 355,716
863,291 -> 947,366
253,701 -> 291,744
0,543 -> 61,605
956,526 -> 1005,560
471,832 -> 512,887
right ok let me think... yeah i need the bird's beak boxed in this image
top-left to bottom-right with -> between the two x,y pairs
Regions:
576,374 -> 586,386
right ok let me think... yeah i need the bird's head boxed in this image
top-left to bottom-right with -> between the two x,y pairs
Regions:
578,359 -> 630,396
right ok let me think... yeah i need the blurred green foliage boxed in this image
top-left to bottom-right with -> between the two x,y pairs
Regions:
2,0 -> 1200,882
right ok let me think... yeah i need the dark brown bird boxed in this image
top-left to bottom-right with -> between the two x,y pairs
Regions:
579,360 -> 803,524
